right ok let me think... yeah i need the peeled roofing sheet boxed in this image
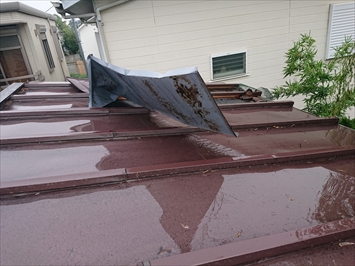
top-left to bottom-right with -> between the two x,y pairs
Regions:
88,55 -> 236,136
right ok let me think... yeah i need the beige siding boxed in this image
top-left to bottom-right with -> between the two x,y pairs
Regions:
97,0 -> 350,110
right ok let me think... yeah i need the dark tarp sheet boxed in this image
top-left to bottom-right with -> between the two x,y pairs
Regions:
88,55 -> 236,136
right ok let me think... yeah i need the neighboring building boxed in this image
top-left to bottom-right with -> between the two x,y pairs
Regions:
54,0 -> 354,115
0,2 -> 69,87
78,23 -> 102,60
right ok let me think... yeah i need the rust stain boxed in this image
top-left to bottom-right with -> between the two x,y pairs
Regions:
143,80 -> 190,122
172,76 -> 202,109
93,66 -> 116,92
171,76 -> 220,132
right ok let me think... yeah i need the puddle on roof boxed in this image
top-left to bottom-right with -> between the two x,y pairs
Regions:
20,91 -> 73,96
0,120 -> 91,138
0,135 -> 229,181
141,166 -> 354,254
0,145 -> 109,182
189,167 -> 354,251
0,165 -> 353,265
0,186 -> 180,266
9,104 -> 73,111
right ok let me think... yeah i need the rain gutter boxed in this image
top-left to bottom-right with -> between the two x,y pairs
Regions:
63,13 -> 96,19
93,0 -> 132,62
51,2 -> 95,19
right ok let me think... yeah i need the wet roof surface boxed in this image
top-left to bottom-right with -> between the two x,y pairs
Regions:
0,81 -> 354,266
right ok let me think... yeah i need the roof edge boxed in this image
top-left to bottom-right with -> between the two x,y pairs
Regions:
0,2 -> 57,21
147,218 -> 355,266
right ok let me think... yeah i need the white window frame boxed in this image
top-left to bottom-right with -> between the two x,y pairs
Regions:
325,2 -> 355,59
210,50 -> 248,81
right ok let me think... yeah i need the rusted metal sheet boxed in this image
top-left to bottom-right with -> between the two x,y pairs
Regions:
67,77 -> 90,93
88,55 -> 237,136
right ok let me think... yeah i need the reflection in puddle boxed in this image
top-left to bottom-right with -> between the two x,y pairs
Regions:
325,126 -> 355,146
0,145 -> 110,181
0,120 -> 91,138
0,186 -> 179,265
295,216 -> 354,241
312,172 -> 354,222
147,175 -> 224,253
11,104 -> 73,111
1,166 -> 353,264
189,167 -> 354,251
22,92 -> 71,96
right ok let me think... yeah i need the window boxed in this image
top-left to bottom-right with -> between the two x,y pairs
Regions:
325,2 -> 355,59
36,24 -> 55,71
0,26 -> 31,86
211,50 -> 247,80
0,35 -> 21,50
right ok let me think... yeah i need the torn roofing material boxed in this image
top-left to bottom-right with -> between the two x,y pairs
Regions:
88,55 -> 237,136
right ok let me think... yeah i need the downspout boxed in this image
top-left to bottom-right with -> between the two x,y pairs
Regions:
72,18 -> 88,74
93,0 -> 132,62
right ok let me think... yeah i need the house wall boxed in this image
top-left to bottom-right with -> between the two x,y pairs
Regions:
78,24 -> 101,59
96,0 -> 353,115
0,11 -> 69,81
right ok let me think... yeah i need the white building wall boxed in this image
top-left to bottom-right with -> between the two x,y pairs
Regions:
78,24 -> 101,59
97,0 -> 353,115
0,11 -> 69,81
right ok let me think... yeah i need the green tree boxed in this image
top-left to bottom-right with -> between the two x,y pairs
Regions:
273,33 -> 355,119
54,15 -> 79,55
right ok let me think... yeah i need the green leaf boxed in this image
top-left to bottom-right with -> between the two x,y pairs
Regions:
272,33 -> 355,117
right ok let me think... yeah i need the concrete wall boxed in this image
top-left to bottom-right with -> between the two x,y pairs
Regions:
0,11 -> 69,81
95,0 -> 352,113
65,54 -> 87,75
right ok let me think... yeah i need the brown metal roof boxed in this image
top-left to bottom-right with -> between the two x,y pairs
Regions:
0,80 -> 354,265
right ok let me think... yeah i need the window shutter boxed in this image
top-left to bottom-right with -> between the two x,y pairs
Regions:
325,2 -> 355,59
35,24 -> 55,70
51,26 -> 64,61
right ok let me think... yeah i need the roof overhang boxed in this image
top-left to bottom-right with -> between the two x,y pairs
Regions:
51,0 -> 95,19
0,2 -> 56,21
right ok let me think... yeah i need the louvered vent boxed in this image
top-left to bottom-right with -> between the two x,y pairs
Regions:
325,2 -> 355,59
211,50 -> 247,80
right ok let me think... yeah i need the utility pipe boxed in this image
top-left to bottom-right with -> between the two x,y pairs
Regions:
72,18 -> 88,74
63,13 -> 96,19
93,0 -> 132,62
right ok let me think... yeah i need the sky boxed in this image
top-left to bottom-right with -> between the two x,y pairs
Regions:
2,0 -> 58,15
